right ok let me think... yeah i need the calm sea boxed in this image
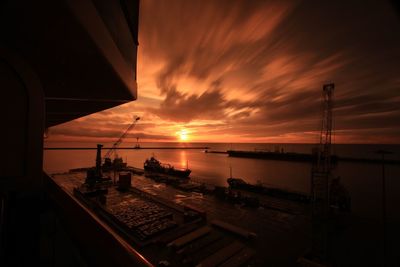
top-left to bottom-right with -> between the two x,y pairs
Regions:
44,142 -> 400,221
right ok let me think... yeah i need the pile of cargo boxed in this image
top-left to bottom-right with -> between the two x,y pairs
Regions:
109,198 -> 177,240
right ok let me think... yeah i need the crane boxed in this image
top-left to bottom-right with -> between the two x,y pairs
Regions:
103,116 -> 140,168
311,83 -> 334,263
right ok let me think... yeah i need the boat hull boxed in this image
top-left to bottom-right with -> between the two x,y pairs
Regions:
144,166 -> 191,178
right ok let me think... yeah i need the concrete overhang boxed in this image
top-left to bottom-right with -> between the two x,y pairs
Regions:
1,0 -> 140,127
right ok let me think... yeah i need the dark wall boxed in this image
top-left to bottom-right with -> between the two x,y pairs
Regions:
0,48 -> 45,266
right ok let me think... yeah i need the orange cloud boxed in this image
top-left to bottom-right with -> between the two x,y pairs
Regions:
47,0 -> 400,144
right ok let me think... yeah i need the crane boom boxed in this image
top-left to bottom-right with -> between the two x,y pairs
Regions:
104,116 -> 140,159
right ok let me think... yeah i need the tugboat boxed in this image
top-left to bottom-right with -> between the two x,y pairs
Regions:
144,157 -> 191,178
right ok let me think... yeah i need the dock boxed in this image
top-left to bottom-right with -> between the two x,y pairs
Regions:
62,172 -> 257,266
204,150 -> 228,154
50,168 -> 310,266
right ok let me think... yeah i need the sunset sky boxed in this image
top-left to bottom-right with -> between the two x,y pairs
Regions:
48,0 -> 400,144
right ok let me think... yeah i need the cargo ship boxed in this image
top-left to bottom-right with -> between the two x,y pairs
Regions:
227,178 -> 311,203
144,157 -> 191,178
227,177 -> 351,211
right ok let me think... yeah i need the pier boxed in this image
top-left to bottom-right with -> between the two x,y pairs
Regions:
51,169 -> 309,266
227,150 -> 400,165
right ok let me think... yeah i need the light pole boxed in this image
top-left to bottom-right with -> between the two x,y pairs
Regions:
375,150 -> 392,266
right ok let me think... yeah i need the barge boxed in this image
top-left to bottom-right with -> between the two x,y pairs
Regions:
227,178 -> 310,203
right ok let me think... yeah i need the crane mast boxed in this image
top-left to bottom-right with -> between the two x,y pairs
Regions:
311,83 -> 334,262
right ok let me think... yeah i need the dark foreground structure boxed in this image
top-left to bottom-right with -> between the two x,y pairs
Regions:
0,0 -> 143,265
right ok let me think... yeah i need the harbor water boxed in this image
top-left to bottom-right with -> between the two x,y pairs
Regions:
44,142 -> 400,222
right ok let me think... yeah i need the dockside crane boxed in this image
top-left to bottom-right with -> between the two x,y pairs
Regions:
298,83 -> 335,267
299,83 -> 351,266
310,83 -> 335,263
103,116 -> 140,169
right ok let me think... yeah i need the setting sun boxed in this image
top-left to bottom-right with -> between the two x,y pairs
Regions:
178,129 -> 189,142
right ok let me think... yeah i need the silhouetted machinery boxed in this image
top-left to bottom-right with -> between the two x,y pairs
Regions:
299,83 -> 350,267
1,0 -> 144,265
103,115 -> 140,170
307,83 -> 336,266
85,144 -> 108,187
85,116 -> 139,187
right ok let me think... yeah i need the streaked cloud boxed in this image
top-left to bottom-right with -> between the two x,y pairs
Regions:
47,0 -> 400,144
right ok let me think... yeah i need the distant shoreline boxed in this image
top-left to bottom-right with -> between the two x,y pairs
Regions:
44,141 -> 400,145
44,146 -> 209,150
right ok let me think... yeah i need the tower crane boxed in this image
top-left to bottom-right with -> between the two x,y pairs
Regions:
103,116 -> 140,169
